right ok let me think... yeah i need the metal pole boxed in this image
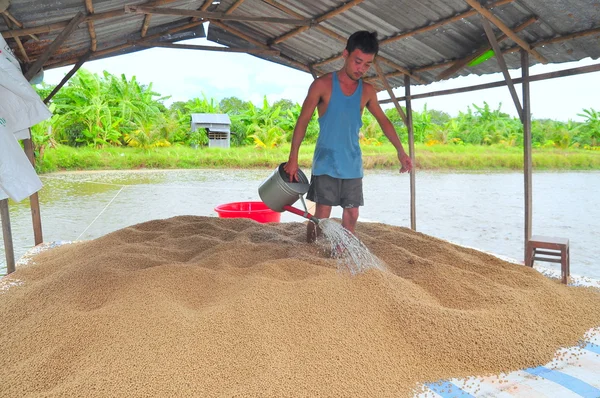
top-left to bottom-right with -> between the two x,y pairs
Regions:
521,50 -> 532,261
404,75 -> 416,230
1,199 -> 16,274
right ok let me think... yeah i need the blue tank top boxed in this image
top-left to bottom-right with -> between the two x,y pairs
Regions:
312,72 -> 363,179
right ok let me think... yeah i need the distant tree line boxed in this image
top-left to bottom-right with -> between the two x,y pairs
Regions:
32,69 -> 599,157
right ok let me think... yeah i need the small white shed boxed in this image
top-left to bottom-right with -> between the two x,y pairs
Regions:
191,113 -> 231,148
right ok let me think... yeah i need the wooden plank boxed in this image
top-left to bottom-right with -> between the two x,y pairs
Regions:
271,0 -> 366,45
24,11 -> 86,81
437,16 -> 537,80
135,41 -> 280,55
530,235 -> 569,246
464,0 -> 547,64
522,50 -> 532,261
1,199 -> 15,274
308,65 -> 318,80
378,63 -> 600,103
481,17 -> 523,119
374,60 -> 407,125
125,5 -> 312,26
404,75 -> 416,231
22,138 -> 43,246
44,50 -> 93,103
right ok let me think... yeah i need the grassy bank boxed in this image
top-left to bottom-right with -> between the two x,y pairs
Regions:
36,144 -> 600,173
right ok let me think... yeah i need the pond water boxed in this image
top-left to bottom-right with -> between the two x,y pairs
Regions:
2,169 -> 599,279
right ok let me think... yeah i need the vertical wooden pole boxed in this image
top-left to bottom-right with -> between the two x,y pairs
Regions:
1,199 -> 16,274
404,75 -> 416,230
23,136 -> 44,245
521,50 -> 532,261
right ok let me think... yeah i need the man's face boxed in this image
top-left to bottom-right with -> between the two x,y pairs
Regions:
342,48 -> 375,81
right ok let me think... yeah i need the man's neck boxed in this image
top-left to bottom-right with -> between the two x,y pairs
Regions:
337,70 -> 359,85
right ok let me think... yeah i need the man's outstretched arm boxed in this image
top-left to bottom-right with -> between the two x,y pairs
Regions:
365,84 -> 412,173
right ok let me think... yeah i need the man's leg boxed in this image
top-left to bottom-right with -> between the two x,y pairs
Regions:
341,207 -> 359,234
307,203 -> 332,243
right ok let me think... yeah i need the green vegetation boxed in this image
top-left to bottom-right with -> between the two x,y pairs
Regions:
31,68 -> 600,173
37,144 -> 600,173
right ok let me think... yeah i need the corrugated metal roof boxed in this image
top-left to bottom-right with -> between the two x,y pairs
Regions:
1,0 -> 599,88
191,113 -> 231,125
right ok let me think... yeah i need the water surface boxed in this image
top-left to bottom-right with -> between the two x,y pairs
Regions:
2,169 -> 598,279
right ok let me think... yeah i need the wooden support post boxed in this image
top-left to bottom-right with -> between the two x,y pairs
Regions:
1,199 -> 16,274
404,75 -> 416,231
23,11 -> 86,82
22,137 -> 43,246
521,50 -> 532,261
481,18 -> 523,120
374,60 -> 407,125
44,51 -> 92,104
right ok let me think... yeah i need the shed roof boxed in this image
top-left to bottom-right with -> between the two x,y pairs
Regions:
191,113 -> 231,125
1,0 -> 599,89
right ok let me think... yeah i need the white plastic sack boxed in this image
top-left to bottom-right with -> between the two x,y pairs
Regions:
1,36 -> 52,134
0,35 -> 50,201
0,131 -> 42,202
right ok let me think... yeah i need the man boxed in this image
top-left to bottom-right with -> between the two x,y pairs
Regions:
283,30 -> 413,242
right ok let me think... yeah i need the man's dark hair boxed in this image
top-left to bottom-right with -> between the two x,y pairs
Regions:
345,31 -> 379,56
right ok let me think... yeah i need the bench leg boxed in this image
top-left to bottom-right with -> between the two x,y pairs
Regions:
561,248 -> 568,284
525,242 -> 533,267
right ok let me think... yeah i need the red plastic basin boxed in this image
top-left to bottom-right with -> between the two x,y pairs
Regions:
214,201 -> 281,223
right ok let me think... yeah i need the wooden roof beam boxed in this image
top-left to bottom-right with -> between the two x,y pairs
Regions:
437,16 -> 538,80
1,13 -> 29,62
140,0 -> 189,37
368,25 -> 600,84
1,9 -> 39,40
373,60 -> 407,125
44,50 -> 93,103
24,11 -> 86,81
46,20 -> 205,69
463,0 -> 548,64
312,0 -> 515,71
225,0 -> 247,14
135,41 -> 280,55
209,20 -> 310,72
2,8 -> 127,38
269,0 -> 366,45
380,0 -> 514,46
125,6 -> 312,26
84,0 -> 97,51
379,62 -> 600,104
261,0 -> 425,84
481,17 -> 523,118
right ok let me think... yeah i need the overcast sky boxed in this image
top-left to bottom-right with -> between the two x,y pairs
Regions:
43,32 -> 599,122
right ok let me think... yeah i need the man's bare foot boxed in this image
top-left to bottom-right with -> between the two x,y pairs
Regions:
306,222 -> 318,243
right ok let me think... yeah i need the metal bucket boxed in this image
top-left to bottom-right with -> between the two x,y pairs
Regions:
258,163 -> 310,212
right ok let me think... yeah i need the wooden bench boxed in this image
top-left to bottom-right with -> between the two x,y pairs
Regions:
525,235 -> 570,284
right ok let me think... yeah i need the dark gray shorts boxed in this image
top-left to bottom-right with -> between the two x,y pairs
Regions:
306,175 -> 363,208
